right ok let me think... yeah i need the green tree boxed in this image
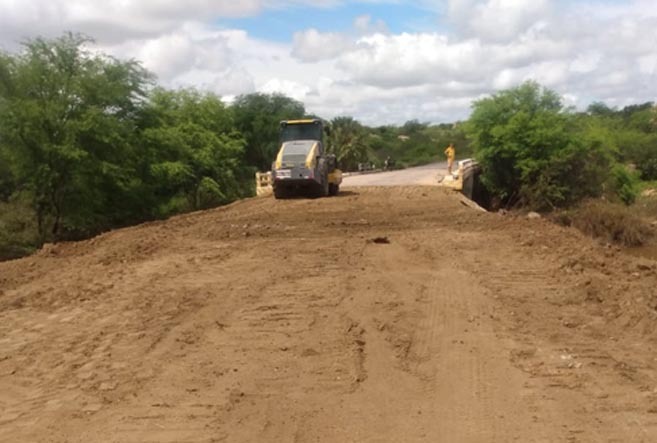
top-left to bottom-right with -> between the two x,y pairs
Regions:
467,81 -> 613,209
587,101 -> 615,117
328,116 -> 370,171
0,33 -> 153,241
0,146 -> 15,201
401,119 -> 428,135
139,88 -> 246,216
232,93 -> 305,171
619,104 -> 657,179
579,101 -> 657,181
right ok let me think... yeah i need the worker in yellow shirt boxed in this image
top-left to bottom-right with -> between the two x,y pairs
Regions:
444,143 -> 455,174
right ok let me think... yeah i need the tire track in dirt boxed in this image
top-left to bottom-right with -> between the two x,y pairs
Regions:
59,241 -> 368,443
470,232 -> 657,442
427,266 -> 503,442
342,238 -> 560,442
3,187 -> 657,442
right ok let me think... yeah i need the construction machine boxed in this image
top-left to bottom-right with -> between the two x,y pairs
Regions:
271,119 -> 342,199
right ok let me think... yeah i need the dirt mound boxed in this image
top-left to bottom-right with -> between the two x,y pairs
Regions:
1,186 -> 657,442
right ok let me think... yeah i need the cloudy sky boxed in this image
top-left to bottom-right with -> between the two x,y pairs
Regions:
1,0 -> 656,124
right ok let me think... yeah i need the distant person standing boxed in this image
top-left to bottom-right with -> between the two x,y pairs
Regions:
444,143 -> 456,174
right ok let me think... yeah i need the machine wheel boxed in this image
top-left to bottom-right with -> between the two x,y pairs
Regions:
314,172 -> 329,198
322,174 -> 330,197
274,186 -> 289,199
328,183 -> 339,196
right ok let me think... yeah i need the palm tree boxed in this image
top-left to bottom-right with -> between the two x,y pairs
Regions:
328,116 -> 370,171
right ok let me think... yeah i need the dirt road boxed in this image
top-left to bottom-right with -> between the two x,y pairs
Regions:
2,187 -> 657,442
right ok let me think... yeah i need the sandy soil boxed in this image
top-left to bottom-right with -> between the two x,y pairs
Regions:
2,187 -> 657,442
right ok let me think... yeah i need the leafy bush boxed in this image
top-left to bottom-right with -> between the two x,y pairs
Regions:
196,177 -> 225,209
638,157 -> 657,181
467,81 -> 615,209
609,164 -> 639,205
583,103 -> 657,181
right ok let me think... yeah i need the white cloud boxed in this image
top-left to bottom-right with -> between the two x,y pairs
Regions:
464,0 -> 553,43
0,0 -> 265,46
569,52 -> 601,74
291,29 -> 353,62
290,14 -> 388,63
260,78 -> 312,101
638,54 -> 657,76
353,14 -> 388,34
94,23 -> 237,81
1,0 -> 656,124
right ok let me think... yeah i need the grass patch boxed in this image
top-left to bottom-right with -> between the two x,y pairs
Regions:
638,181 -> 657,192
554,200 -> 654,247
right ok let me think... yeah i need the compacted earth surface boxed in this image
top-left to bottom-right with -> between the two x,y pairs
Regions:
1,186 -> 657,442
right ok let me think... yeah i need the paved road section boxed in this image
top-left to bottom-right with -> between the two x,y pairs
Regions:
343,162 -> 448,187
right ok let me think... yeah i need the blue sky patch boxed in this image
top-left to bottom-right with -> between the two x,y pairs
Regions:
220,2 -> 444,42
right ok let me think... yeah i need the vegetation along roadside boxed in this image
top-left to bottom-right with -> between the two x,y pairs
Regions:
1,33 -> 656,260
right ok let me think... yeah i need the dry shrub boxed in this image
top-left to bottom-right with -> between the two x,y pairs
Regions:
570,201 -> 654,247
635,190 -> 657,219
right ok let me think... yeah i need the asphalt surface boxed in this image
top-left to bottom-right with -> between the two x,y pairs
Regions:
342,162 -> 449,187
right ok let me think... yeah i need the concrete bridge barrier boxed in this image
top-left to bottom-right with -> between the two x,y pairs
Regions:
439,158 -> 482,200
255,171 -> 273,197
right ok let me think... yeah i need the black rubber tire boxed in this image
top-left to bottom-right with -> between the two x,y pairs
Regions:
328,183 -> 339,196
273,186 -> 289,199
314,172 -> 329,198
322,174 -> 329,197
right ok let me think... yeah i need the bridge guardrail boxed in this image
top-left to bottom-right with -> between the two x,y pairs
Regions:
440,158 -> 480,192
